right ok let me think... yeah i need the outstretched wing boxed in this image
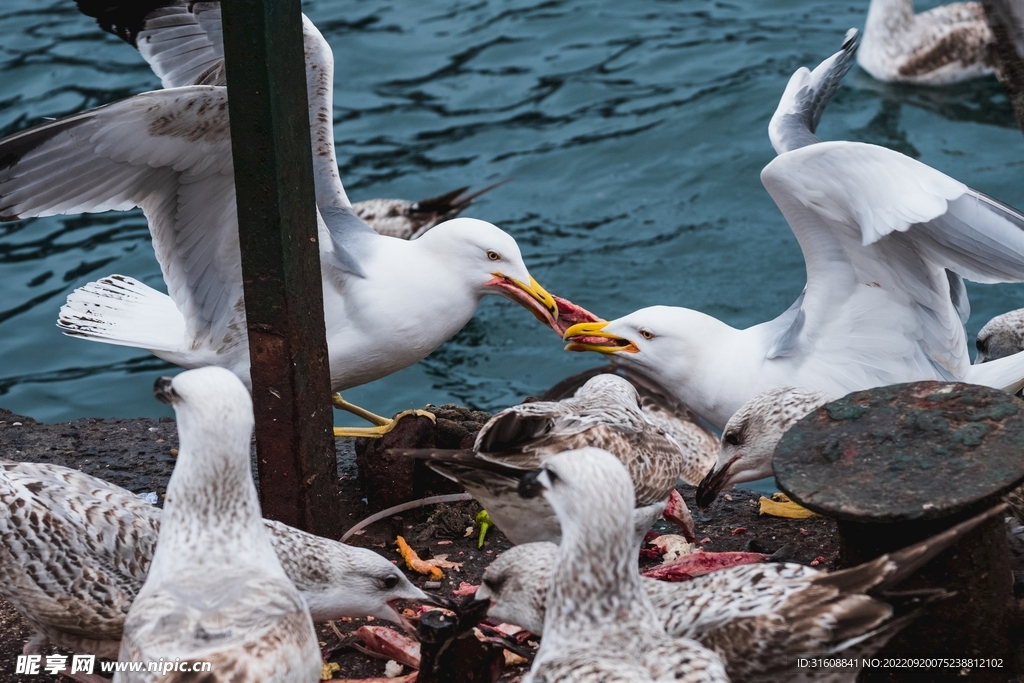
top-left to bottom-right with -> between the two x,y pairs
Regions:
761,140 -> 1024,389
0,87 -> 242,347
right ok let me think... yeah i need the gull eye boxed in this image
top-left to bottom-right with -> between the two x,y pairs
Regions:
976,337 -> 988,353
639,329 -> 655,340
382,575 -> 399,590
487,250 -> 501,261
723,431 -> 742,446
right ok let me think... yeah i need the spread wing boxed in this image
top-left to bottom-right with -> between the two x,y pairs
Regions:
760,140 -> 1024,391
0,87 -> 242,347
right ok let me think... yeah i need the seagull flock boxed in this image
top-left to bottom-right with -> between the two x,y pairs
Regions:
2,1 -> 1024,681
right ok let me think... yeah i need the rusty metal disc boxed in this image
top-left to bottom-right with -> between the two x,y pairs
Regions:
774,381 -> 1024,523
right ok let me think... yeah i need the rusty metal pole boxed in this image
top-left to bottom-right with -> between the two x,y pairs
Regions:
220,0 -> 342,536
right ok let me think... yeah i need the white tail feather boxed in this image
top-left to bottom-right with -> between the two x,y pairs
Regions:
58,275 -> 186,353
965,349 -> 1024,394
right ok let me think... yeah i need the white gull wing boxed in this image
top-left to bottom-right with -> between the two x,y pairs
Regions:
138,2 -> 225,88
760,140 -> 1024,393
0,86 -> 240,348
73,0 -> 225,88
75,0 -> 349,209
769,29 -> 859,155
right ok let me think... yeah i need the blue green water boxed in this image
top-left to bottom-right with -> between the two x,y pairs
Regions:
1,0 -> 1022,425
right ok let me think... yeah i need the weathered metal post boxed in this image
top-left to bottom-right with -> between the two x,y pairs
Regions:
775,382 -> 1024,682
220,0 -> 342,536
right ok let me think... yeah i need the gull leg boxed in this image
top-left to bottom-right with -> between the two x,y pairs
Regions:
331,393 -> 435,438
758,492 -> 819,519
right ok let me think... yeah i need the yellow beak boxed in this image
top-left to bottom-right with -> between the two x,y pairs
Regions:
506,274 -> 559,319
562,320 -> 639,354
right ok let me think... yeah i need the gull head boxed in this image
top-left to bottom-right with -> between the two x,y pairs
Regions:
518,448 -> 635,538
302,542 -> 436,625
696,386 -> 828,508
975,309 -> 1024,364
153,367 -> 253,460
571,373 -> 643,411
474,542 -> 557,636
416,217 -> 558,325
562,306 -> 721,382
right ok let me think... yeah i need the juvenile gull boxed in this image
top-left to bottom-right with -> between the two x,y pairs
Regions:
0,16 -> 561,437
0,458 -> 431,662
395,374 -> 698,545
72,0 -> 503,240
539,364 -> 718,479
859,0 -> 995,84
514,449 -> 728,683
117,367 -> 319,681
477,507 -> 992,683
975,308 -> 1024,363
696,386 -> 828,508
564,31 -> 1024,430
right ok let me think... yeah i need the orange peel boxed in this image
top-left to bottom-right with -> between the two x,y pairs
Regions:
396,535 -> 444,580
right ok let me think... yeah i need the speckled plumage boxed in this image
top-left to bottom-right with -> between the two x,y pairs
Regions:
480,507 -> 993,683
0,458 -> 427,659
975,308 -> 1024,363
416,375 -> 696,545
353,184 -> 502,240
520,449 -> 728,683
539,365 -> 718,486
696,387 -> 828,507
859,0 -> 995,84
118,368 -> 316,682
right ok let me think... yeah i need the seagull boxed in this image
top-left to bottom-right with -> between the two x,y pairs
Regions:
983,0 -> 1024,133
539,364 -> 719,478
0,457 -> 433,666
394,374 -> 702,545
512,449 -> 729,683
476,505 -> 995,683
695,386 -> 828,509
0,16 -> 562,438
976,308 -> 1024,362
118,367 -> 319,682
71,0 -> 504,240
859,0 -> 995,84
563,30 -> 1024,431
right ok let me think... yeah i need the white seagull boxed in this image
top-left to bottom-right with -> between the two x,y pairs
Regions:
859,0 -> 995,84
117,367 -> 319,682
0,458 -> 434,666
563,30 -> 1024,430
0,16 -> 560,437
71,0 -> 504,240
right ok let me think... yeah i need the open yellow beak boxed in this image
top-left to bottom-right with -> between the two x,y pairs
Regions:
562,320 -> 639,354
501,273 -> 559,319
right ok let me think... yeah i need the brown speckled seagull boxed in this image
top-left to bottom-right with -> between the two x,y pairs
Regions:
396,374 -> 698,545
477,505 -> 997,683
117,367 -> 318,682
859,0 -> 995,84
695,386 -> 828,509
0,460 -> 430,665
515,449 -> 729,683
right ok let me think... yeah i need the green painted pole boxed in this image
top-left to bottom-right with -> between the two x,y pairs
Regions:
220,0 -> 342,537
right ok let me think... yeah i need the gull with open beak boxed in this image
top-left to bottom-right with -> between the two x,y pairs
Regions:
563,31 -> 1024,431
0,14 -> 568,438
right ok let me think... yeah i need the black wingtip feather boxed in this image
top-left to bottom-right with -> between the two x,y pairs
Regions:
74,0 -> 183,47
